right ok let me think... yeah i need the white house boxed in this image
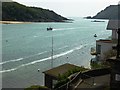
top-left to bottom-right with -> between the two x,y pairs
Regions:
93,20 -> 120,61
96,40 -> 113,61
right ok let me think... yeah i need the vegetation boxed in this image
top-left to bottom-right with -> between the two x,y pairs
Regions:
58,66 -> 88,81
54,67 -> 88,89
90,49 -> 117,69
2,2 -> 68,22
90,60 -> 110,69
24,85 -> 50,90
104,50 -> 117,60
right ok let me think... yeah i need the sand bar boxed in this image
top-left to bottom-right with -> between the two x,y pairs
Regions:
0,21 -> 31,24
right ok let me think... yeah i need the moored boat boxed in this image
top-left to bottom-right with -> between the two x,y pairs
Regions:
47,27 -> 53,31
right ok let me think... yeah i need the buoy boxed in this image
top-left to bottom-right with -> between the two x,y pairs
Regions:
94,34 -> 97,37
38,69 -> 40,72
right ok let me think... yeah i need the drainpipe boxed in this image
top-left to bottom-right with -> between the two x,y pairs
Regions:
117,29 -> 120,58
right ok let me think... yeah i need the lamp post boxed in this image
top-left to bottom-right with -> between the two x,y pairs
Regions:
47,27 -> 53,68
51,33 -> 53,68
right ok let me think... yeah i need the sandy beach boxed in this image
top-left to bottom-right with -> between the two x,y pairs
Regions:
0,21 -> 31,24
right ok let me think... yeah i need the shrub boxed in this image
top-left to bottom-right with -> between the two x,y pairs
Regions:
54,67 -> 88,89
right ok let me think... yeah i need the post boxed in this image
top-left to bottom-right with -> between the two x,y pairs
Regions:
51,34 -> 53,68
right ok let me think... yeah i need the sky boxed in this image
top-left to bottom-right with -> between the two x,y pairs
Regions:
9,0 -> 120,17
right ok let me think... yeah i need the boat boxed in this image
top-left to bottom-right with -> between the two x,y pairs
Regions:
94,34 -> 97,37
47,27 -> 53,31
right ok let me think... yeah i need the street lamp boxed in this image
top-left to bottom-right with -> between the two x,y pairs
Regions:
51,33 -> 53,68
47,27 -> 53,68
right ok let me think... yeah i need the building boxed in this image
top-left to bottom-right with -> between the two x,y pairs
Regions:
92,20 -> 120,61
106,20 -> 120,89
96,39 -> 113,61
43,63 -> 81,89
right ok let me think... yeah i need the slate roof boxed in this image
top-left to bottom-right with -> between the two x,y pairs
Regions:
107,20 -> 120,30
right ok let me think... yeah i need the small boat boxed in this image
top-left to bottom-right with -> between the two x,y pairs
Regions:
94,34 -> 97,37
47,27 -> 53,31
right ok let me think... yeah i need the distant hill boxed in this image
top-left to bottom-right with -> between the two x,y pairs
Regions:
92,5 -> 120,20
2,2 -> 69,22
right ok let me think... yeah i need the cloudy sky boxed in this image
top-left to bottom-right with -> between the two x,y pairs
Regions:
11,0 -> 119,17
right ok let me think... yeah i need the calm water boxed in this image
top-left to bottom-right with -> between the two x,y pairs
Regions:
1,18 -> 111,88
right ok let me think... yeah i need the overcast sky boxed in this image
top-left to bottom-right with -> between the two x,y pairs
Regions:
12,0 -> 119,17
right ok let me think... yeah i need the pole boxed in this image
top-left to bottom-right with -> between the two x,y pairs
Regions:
51,32 -> 53,68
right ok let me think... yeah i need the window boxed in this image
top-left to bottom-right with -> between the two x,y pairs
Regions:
115,74 -> 120,81
97,45 -> 101,54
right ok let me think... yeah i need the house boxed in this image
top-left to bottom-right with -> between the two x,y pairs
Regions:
92,20 -> 120,61
43,63 -> 81,89
96,39 -> 113,61
106,20 -> 120,89
107,20 -> 120,42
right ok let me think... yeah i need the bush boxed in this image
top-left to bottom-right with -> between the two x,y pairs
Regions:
54,67 -> 88,89
54,78 -> 69,89
90,60 -> 110,69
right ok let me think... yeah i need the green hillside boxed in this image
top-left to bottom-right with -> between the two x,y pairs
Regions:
2,2 -> 68,22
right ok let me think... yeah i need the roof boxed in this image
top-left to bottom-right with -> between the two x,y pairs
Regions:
96,40 -> 112,43
43,63 -> 80,79
107,20 -> 120,30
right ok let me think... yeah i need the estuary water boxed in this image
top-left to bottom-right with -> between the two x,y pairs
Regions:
1,17 -> 111,88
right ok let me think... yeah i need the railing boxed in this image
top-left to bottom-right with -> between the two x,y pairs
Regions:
54,72 -> 81,90
54,68 -> 110,90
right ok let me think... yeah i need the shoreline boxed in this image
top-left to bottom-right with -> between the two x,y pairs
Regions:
0,20 -> 73,24
0,21 -> 31,24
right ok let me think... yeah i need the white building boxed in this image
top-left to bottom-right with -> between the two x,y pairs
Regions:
93,20 -> 120,61
96,40 -> 113,61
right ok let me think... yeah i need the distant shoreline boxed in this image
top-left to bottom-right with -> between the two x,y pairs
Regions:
0,20 -> 73,24
0,21 -> 31,24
